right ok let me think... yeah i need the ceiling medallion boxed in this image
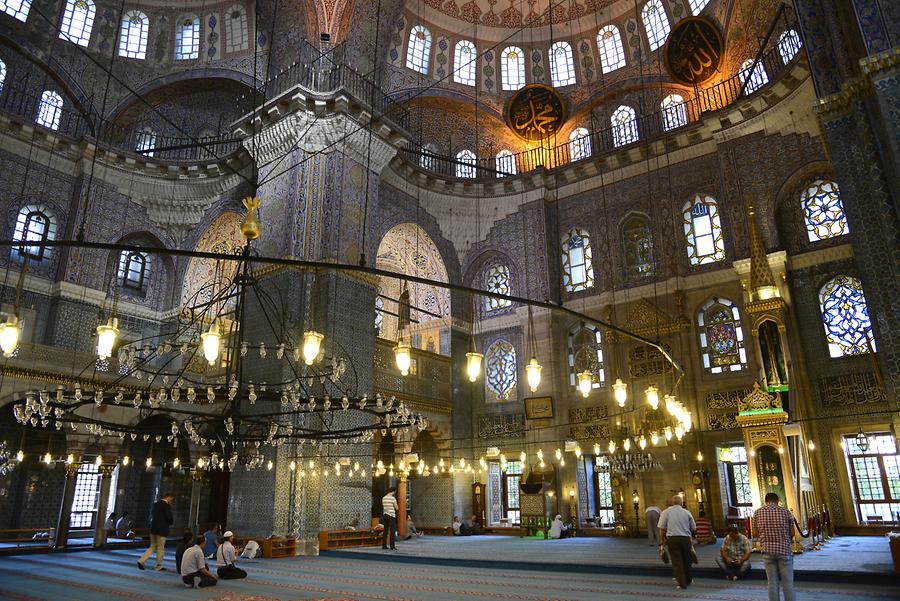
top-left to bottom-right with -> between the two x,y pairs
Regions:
663,16 -> 724,86
505,84 -> 567,142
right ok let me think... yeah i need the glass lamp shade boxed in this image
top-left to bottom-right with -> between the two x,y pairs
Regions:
664,394 -> 677,415
855,430 -> 870,453
122,455 -> 130,466
593,443 -> 601,456
607,440 -> 616,454
612,378 -> 627,407
395,340 -> 412,376
520,451 -> 527,463
302,330 -> 324,366
145,456 -> 153,468
645,385 -> 659,410
578,370 -> 593,398
465,352 -> 483,382
15,450 -> 24,462
525,357 -> 542,392
650,431 -> 660,446
664,427 -> 673,441
43,452 -> 52,464
623,437 -> 631,452
96,317 -> 119,360
200,322 -> 220,366
638,436 -> 647,450
0,315 -> 20,357
674,424 -> 685,440
66,453 -> 75,464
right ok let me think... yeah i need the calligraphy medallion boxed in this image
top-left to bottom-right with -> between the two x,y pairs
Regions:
663,17 -> 724,86
505,84 -> 567,141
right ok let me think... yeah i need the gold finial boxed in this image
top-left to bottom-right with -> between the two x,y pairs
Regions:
241,196 -> 261,241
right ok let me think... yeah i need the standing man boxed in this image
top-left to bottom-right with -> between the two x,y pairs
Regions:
137,492 -> 175,571
658,495 -> 696,590
645,503 -> 661,546
381,486 -> 398,550
753,492 -> 795,601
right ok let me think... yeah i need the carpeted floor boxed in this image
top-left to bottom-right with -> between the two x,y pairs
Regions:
0,547 -> 896,601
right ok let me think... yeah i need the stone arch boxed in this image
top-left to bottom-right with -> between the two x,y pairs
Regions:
180,211 -> 244,307
773,160 -> 840,255
463,248 -> 519,317
102,231 -> 174,311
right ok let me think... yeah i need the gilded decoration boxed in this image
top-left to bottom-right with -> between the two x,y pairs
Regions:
708,413 -> 739,431
739,382 -> 783,413
568,404 -> 609,440
570,423 -> 611,442
663,17 -> 724,86
705,388 -> 749,431
607,298 -> 689,342
568,404 -> 609,424
820,372 -> 886,407
748,429 -> 781,445
477,413 -> 526,439
505,84 -> 567,142
628,343 -> 673,379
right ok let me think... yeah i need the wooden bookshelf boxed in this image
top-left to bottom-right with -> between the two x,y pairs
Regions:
318,529 -> 382,550
261,537 -> 297,558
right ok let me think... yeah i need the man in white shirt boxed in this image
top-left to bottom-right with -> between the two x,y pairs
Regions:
215,530 -> 247,579
381,486 -> 398,550
645,504 -> 662,546
181,535 -> 217,588
658,496 -> 697,590
451,516 -> 461,535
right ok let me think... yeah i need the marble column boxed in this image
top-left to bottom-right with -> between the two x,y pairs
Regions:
397,475 -> 407,539
53,463 -> 80,550
92,464 -> 116,547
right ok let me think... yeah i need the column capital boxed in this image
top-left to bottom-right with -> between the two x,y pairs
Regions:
65,463 -> 80,478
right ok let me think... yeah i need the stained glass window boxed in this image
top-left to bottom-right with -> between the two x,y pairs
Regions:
819,275 -> 876,358
406,25 -> 432,74
739,59 -> 768,94
175,15 -> 201,60
135,128 -> 157,157
622,214 -> 654,280
484,264 -> 511,311
454,40 -> 477,86
226,4 -> 249,53
12,205 -> 56,262
597,25 -> 625,73
496,149 -> 516,177
118,251 -> 150,291
375,296 -> 384,335
60,0 -> 95,46
698,297 -> 746,373
778,29 -> 802,64
683,194 -> 725,265
486,339 -> 517,401
611,105 -> 638,147
501,46 -> 525,91
569,128 -> 591,161
561,228 -> 594,292
641,0 -> 671,52
568,324 -> 604,388
118,10 -> 148,59
456,149 -> 476,178
36,91 -> 63,130
661,94 -> 687,130
0,0 -> 30,22
801,179 -> 848,242
549,41 -> 576,87
688,0 -> 711,14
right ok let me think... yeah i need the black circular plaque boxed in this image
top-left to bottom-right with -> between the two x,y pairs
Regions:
505,84 -> 567,142
663,17 -> 724,86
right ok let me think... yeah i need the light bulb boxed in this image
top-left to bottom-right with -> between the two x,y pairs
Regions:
173,457 -> 180,468
560,457 -> 565,467
664,394 -> 677,415
645,385 -> 659,410
465,352 -> 483,382
697,451 -> 704,462
290,460 -> 296,471
608,440 -> 616,454
639,436 -> 647,450
520,451 -> 526,463
555,448 -> 562,461
593,443 -> 601,456
43,452 -> 52,464
651,432 -> 659,446
613,378 -> 627,407
122,455 -> 130,466
95,455 -> 103,466
96,317 -> 119,360
807,441 -> 815,451
15,450 -> 24,462
778,446 -> 785,455
394,340 -> 412,376
0,315 -> 20,357
200,322 -> 220,366
66,453 -> 75,464
302,331 -> 324,365
578,370 -> 593,398
623,438 -> 631,452
267,460 -> 273,470
665,427 -> 673,441
146,456 -> 153,467
575,446 -> 582,458
525,357 -> 542,392
674,424 -> 685,440
537,449 -> 544,461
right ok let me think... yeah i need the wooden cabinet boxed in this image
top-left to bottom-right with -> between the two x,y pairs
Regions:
261,537 -> 297,558
318,529 -> 382,550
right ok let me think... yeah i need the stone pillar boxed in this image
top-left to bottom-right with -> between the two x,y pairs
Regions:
92,464 -> 116,547
53,463 -> 80,549
188,469 -> 204,534
397,475 -> 407,539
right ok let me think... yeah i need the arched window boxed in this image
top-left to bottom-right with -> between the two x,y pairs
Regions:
375,296 -> 385,335
698,297 -> 747,373
406,25 -> 432,74
118,251 -> 150,291
226,4 -> 249,53
597,25 -> 625,73
549,41 -> 576,87
561,228 -> 594,292
454,40 -> 477,86
739,59 -> 768,94
0,60 -> 6,92
778,29 -> 802,64
569,127 -> 591,160
568,324 -> 604,389
135,128 -> 157,157
484,263 -> 511,311
622,214 -> 654,280
420,143 -> 437,170
819,275 -> 876,357
118,10 -> 148,59
495,149 -> 516,177
683,194 -> 725,265
688,0 -> 711,14
1,0 -> 30,22
12,206 -> 56,262
611,105 -> 638,147
36,91 -> 63,130
641,0 -> 671,52
801,179 -> 848,242
661,93 -> 687,130
175,15 -> 201,60
501,46 -> 525,91
59,0 -> 95,46
486,339 -> 517,401
456,149 -> 476,178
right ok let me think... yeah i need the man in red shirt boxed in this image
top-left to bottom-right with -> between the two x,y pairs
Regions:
752,492 -> 795,601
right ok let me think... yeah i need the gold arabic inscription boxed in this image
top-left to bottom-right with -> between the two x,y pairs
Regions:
663,17 -> 724,86
505,84 -> 567,141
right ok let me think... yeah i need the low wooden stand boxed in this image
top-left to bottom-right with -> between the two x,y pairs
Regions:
262,537 -> 297,558
318,529 -> 382,550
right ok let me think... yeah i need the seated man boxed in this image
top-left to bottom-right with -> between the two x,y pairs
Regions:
694,511 -> 716,545
175,530 -> 195,575
181,535 -> 217,588
549,515 -> 568,539
716,525 -> 752,581
405,514 -> 423,539
451,516 -> 461,536
203,523 -> 221,559
115,512 -> 134,538
216,531 -> 248,579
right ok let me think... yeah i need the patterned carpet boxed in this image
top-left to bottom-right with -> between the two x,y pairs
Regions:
0,548 -> 896,601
